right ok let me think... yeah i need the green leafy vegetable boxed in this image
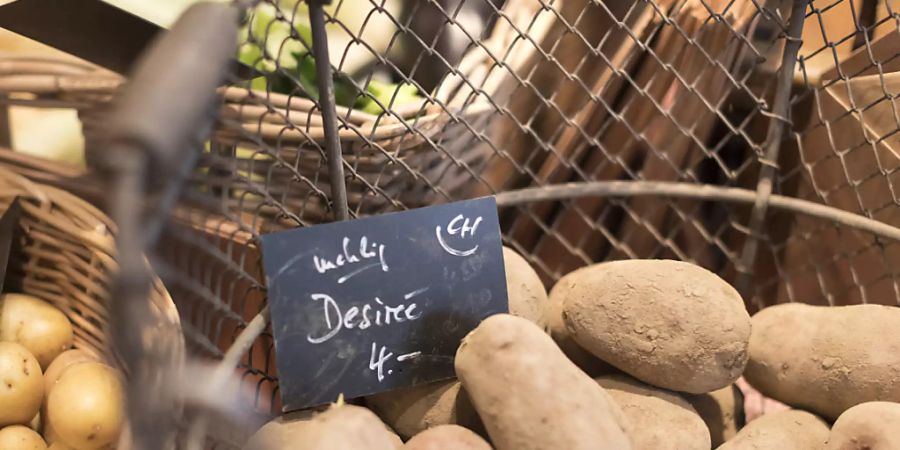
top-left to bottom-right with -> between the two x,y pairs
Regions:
238,3 -> 422,116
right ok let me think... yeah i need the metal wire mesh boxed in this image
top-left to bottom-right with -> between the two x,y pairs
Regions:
11,0 -> 890,446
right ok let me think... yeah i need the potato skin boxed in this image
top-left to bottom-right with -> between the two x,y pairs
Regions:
43,349 -> 96,394
825,402 -> 900,450
243,405 -> 399,450
366,380 -> 485,439
455,314 -> 631,450
46,362 -> 124,450
560,260 -> 750,393
685,385 -> 744,447
403,425 -> 491,450
0,342 -> 44,427
546,280 -> 618,377
502,247 -> 547,325
717,410 -> 829,450
745,303 -> 900,420
596,374 -> 710,450
0,425 -> 47,450
0,294 -> 74,370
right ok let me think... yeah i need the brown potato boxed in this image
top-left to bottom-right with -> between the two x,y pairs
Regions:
0,294 -> 74,369
546,279 -> 618,377
559,260 -> 750,393
596,374 -> 710,450
455,314 -> 631,450
403,424 -> 491,450
685,385 -> 744,447
0,342 -> 43,427
825,402 -> 900,449
47,443 -> 73,450
366,379 -> 484,440
745,303 -> 900,420
243,412 -> 315,450
46,362 -> 124,450
42,349 -> 97,395
243,405 -> 399,450
502,247 -> 547,325
717,410 -> 829,450
0,425 -> 47,450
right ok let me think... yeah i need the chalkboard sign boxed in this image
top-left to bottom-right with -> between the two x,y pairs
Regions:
261,197 -> 507,411
0,198 -> 23,294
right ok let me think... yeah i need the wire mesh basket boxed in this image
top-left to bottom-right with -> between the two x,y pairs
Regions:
132,0 -> 900,439
5,0 -> 900,447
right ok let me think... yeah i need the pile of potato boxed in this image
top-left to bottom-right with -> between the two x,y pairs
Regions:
245,250 -> 900,449
0,293 -> 125,450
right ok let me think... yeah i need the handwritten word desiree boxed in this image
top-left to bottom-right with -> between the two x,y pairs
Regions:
306,288 -> 428,344
313,236 -> 388,284
436,214 -> 483,257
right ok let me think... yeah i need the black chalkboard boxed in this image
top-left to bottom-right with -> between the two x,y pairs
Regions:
0,198 -> 23,294
260,197 -> 508,411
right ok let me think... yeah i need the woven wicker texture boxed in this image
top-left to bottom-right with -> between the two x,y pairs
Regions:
0,163 -> 181,365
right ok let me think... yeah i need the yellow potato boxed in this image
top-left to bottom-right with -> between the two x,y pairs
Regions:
0,294 -> 74,369
27,411 -> 40,432
43,349 -> 97,394
46,362 -> 124,450
0,342 -> 44,426
47,443 -> 73,450
0,425 -> 47,450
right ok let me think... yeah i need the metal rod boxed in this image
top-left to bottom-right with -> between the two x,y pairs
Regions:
494,181 -> 900,243
735,0 -> 807,298
107,150 -> 175,450
308,0 -> 350,222
0,95 -> 11,148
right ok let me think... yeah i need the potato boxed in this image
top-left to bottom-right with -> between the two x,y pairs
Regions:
46,362 -> 124,450
243,405 -> 400,450
546,281 -> 618,377
596,374 -> 710,450
243,412 -> 315,450
403,424 -> 491,450
27,412 -> 40,432
0,342 -> 43,426
685,385 -> 744,447
559,260 -> 750,393
47,443 -> 73,450
744,303 -> 900,420
455,314 -> 631,450
502,247 -> 547,325
366,380 -> 484,440
0,425 -> 47,450
0,294 -> 74,369
825,402 -> 900,449
42,349 -> 96,395
717,410 -> 829,449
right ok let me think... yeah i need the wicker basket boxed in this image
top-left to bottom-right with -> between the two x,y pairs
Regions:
0,163 -> 181,366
